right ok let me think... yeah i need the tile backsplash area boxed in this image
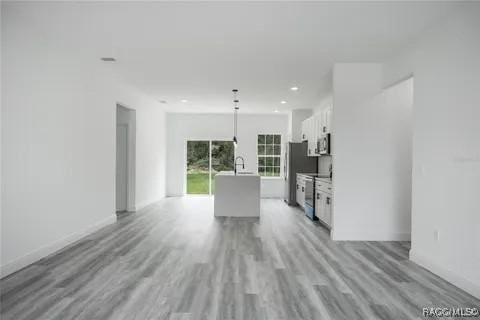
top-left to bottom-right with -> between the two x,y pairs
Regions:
318,155 -> 332,176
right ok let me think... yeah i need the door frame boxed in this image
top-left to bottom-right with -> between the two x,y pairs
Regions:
184,138 -> 235,195
116,123 -> 129,211
116,104 -> 136,212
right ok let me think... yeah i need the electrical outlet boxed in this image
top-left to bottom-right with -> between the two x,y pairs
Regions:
434,229 -> 440,243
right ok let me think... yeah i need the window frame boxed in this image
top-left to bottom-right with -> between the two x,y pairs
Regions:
256,133 -> 283,179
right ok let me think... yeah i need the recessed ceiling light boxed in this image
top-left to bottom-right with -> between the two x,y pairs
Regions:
290,86 -> 299,91
280,101 -> 287,104
274,110 -> 279,113
181,99 -> 188,103
100,57 -> 116,62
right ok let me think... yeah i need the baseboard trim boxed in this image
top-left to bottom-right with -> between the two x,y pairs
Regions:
410,249 -> 480,299
331,229 -> 411,241
0,214 -> 117,279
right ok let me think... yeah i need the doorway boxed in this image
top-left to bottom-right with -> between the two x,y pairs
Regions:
116,104 -> 136,212
186,140 -> 234,195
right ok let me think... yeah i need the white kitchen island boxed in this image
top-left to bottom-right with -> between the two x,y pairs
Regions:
214,171 -> 260,217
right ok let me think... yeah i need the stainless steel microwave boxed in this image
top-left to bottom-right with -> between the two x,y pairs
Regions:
318,133 -> 331,155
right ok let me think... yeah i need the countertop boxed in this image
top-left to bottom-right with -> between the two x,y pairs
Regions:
297,173 -> 330,179
297,173 -> 332,184
297,172 -> 320,176
315,176 -> 333,184
216,171 -> 259,177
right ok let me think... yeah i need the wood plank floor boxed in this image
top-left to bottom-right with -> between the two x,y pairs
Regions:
1,197 -> 478,320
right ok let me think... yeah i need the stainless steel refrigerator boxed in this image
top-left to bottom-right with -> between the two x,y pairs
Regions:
284,142 -> 318,205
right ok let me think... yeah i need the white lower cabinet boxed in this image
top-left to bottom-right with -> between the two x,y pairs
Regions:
324,194 -> 332,226
300,184 -> 305,208
296,177 -> 305,209
296,182 -> 302,207
315,179 -> 332,228
315,190 -> 324,221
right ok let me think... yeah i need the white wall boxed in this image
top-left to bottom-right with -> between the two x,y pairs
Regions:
332,63 -> 413,242
0,1 -> 3,264
313,95 -> 333,116
383,5 -> 480,298
133,103 -> 166,209
166,113 -> 288,198
1,4 -> 167,277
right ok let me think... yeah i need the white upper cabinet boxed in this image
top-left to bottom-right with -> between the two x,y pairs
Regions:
300,117 -> 316,156
307,117 -> 316,156
301,117 -> 313,141
301,119 -> 309,141
301,106 -> 332,157
313,114 -> 323,155
321,106 -> 332,134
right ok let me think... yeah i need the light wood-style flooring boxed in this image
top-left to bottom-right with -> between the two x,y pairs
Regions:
1,197 -> 478,320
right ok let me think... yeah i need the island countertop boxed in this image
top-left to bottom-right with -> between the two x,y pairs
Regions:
215,171 -> 259,176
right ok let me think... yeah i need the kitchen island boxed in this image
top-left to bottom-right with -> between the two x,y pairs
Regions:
214,171 -> 260,217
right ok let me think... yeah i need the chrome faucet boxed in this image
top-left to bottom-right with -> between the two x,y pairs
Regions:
234,156 -> 245,175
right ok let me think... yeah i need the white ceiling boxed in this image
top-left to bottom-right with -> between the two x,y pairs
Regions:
11,1 -> 458,113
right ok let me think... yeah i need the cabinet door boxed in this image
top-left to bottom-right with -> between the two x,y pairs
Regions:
299,184 -> 305,208
296,183 -> 301,206
307,117 -> 317,157
320,108 -> 327,134
324,107 -> 332,134
301,120 -> 308,141
314,114 -> 322,155
315,191 -> 323,220
324,195 -> 332,226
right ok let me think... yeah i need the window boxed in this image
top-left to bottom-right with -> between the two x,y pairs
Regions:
257,134 -> 281,177
186,140 -> 234,195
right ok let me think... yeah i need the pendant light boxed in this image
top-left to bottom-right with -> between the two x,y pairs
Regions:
232,89 -> 239,147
